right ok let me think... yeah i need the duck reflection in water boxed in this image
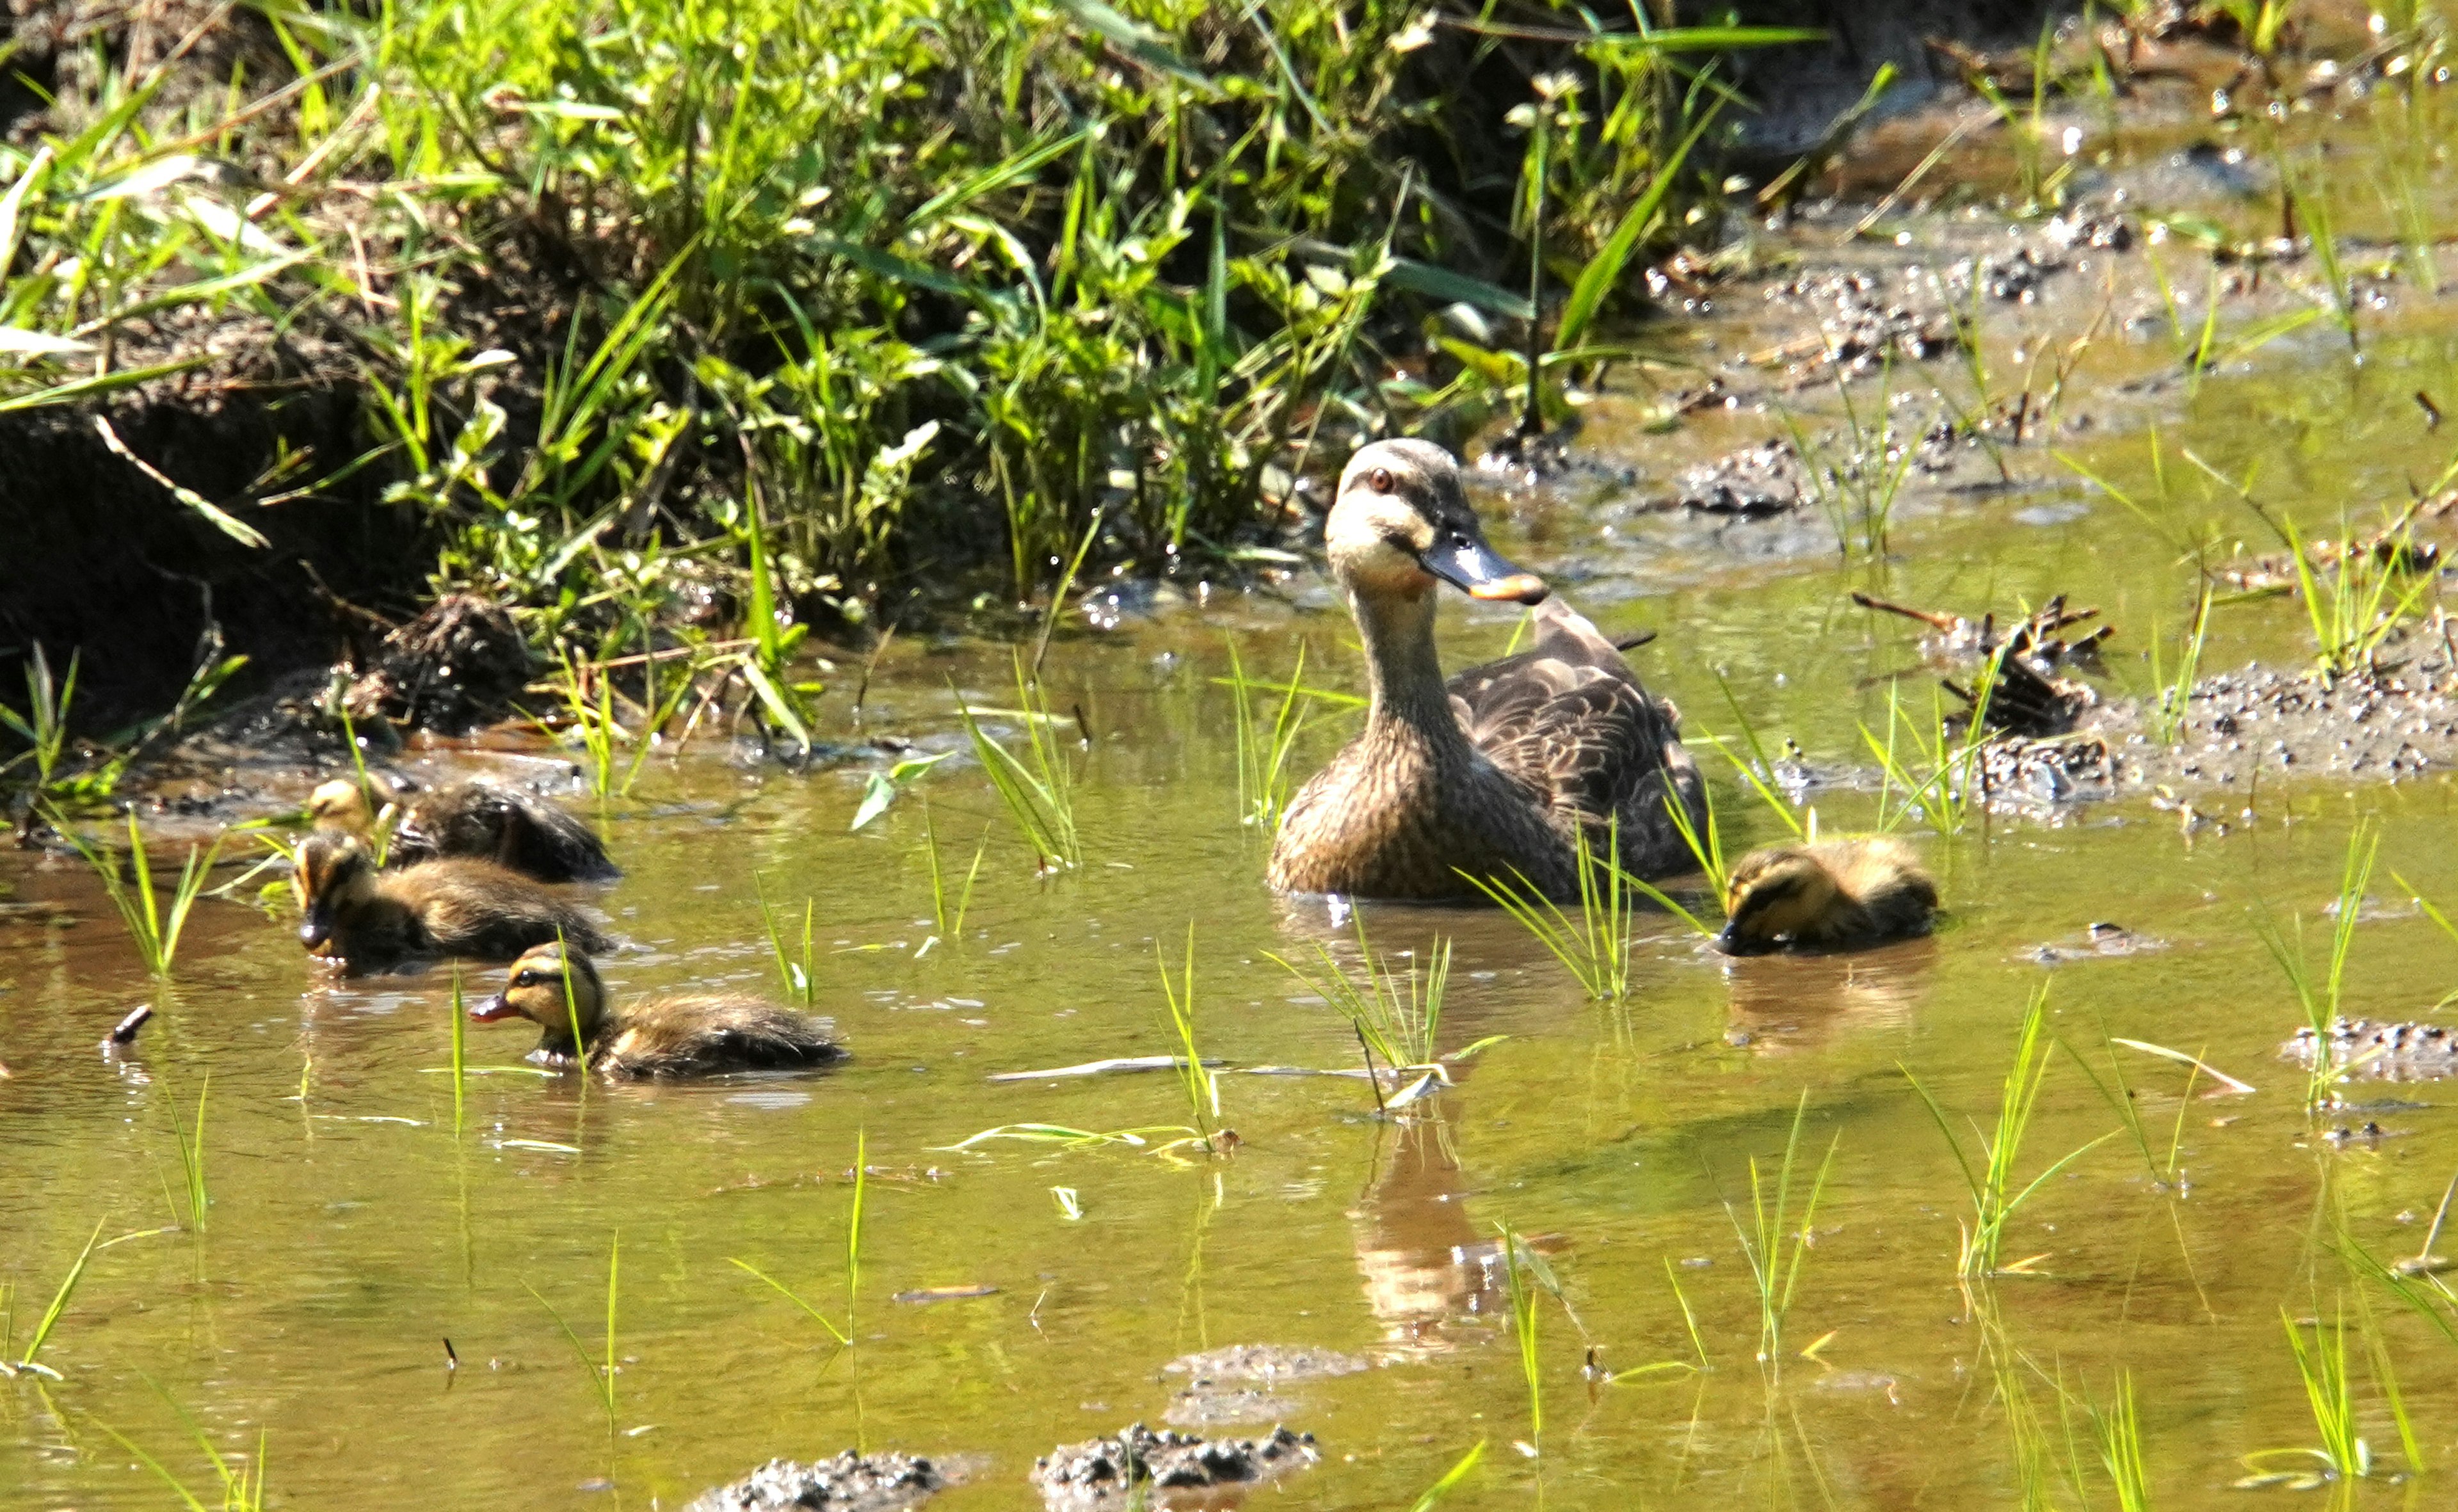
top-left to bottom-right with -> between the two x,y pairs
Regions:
1349,1099 -> 1566,1362
1721,934 -> 1941,1050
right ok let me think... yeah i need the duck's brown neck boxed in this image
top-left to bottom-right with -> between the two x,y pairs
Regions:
1350,583 -> 1470,759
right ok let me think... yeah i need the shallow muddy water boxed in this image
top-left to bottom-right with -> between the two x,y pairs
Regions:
23,58 -> 2458,1512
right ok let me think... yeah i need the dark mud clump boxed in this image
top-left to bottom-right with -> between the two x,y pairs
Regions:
340,595 -> 534,734
2285,1020 -> 2458,1082
1160,1344 -> 1369,1429
687,1450 -> 946,1511
1032,1424 -> 1315,1508
1676,440 -> 1807,517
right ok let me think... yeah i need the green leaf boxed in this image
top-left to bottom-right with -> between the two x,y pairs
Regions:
1556,109 -> 1718,353
1048,0 -> 1214,86
1381,257 -> 1535,321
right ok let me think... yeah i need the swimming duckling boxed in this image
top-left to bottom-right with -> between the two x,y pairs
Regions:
1269,438 -> 1705,901
469,942 -> 845,1077
1715,839 -> 1938,955
294,831 -> 614,970
305,775 -> 616,883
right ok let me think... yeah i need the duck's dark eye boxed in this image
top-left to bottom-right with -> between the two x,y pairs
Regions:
514,972 -> 537,987
1369,467 -> 1393,494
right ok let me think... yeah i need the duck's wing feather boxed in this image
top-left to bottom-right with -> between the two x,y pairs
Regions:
1447,599 -> 1693,835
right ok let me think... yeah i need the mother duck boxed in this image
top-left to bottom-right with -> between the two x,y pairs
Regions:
1269,439 -> 1705,901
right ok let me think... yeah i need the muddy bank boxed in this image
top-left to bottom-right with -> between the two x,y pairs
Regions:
1032,1424 -> 1316,1509
0,396 -> 427,728
687,1451 -> 947,1511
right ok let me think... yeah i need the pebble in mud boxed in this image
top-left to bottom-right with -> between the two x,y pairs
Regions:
687,1450 -> 946,1511
2283,1020 -> 2458,1082
1032,1424 -> 1316,1508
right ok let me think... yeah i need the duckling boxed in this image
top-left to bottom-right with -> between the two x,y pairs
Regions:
305,778 -> 389,834
305,775 -> 617,883
294,831 -> 614,970
1715,839 -> 1938,955
469,942 -> 844,1077
1269,439 -> 1706,901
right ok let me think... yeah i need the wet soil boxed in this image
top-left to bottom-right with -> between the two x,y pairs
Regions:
1032,1425 -> 1316,1509
687,1450 -> 948,1511
1158,1344 -> 1370,1429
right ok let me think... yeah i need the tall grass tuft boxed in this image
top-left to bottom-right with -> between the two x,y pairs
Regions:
2279,1305 -> 2368,1484
754,873 -> 821,1011
3,1217 -> 106,1380
1726,1091 -> 1836,1383
2086,1371 -> 2152,1512
1157,925 -> 1223,1153
94,1410 -> 270,1512
1463,823 -> 1639,1000
1904,983 -> 2114,1278
2284,515 -> 2434,677
729,1133 -> 868,1347
2146,590 -> 2212,745
1862,656 -> 2001,837
166,1074 -> 211,1233
2258,821 -> 2379,1113
1226,641 -> 1313,835
63,814 -> 226,978
0,645 -> 81,808
921,800 -> 988,942
1498,1223 -> 1546,1455
1268,922 -> 1461,1101
955,654 -> 1081,873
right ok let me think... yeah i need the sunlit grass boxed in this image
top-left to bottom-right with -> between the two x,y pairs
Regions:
95,1405 -> 269,1512
1463,823 -> 1646,999
1726,1091 -> 1835,1383
1904,984 -> 2115,1278
166,1073 -> 211,1233
1157,925 -> 1228,1155
729,1132 -> 868,1347
2258,821 -> 2379,1114
954,654 -> 1081,873
921,800 -> 988,944
1268,923 -> 1497,1111
528,1233 -> 622,1438
1861,654 -> 2002,837
1406,1440 -> 1486,1511
1225,640 -> 1314,835
62,813 -> 227,979
2145,589 -> 2212,746
754,872 -> 821,1013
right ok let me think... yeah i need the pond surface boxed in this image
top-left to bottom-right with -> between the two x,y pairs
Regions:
17,56 -> 2458,1512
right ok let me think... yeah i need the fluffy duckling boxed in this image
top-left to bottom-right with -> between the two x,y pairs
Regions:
305,778 -> 390,835
305,775 -> 617,883
1269,438 -> 1704,901
1716,838 -> 1938,955
469,942 -> 845,1077
294,831 -> 614,970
